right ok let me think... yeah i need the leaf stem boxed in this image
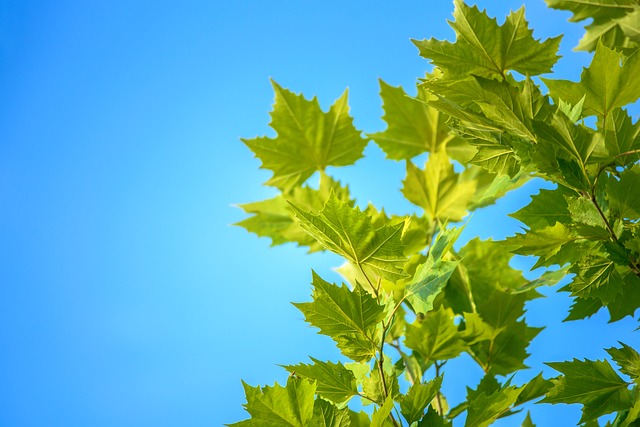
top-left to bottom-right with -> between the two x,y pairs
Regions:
358,263 -> 379,299
390,340 -> 417,385
434,361 -> 446,414
467,347 -> 489,373
358,264 -> 400,427
590,169 -> 640,277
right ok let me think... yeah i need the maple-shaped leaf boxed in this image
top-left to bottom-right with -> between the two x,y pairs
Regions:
399,376 -> 443,424
607,164 -> 640,220
229,377 -> 316,427
515,373 -> 554,406
312,399 -> 351,427
464,381 -> 522,427
460,312 -> 497,345
565,268 -> 640,323
413,0 -> 561,80
243,80 -> 368,190
447,375 -> 498,420
402,151 -> 477,222
405,306 -> 468,364
369,80 -> 471,161
283,358 -> 358,405
600,108 -> 640,167
472,298 -> 542,375
543,358 -> 633,423
542,42 -> 640,118
236,174 -> 352,252
607,342 -> 640,384
605,271 -> 640,321
569,257 -> 625,304
293,272 -> 385,362
533,112 -> 600,169
565,295 -> 602,321
545,0 -> 639,51
546,0 -> 636,23
289,193 -> 408,282
404,227 -> 461,314
455,238 -> 536,318
425,74 -> 553,139
510,186 -> 569,229
508,222 -> 577,269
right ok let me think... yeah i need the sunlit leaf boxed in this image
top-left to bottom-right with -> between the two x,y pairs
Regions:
243,81 -> 368,190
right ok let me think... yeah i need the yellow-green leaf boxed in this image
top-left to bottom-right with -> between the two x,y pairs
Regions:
243,80 -> 368,190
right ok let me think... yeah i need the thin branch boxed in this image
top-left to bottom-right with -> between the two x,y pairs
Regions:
358,263 -> 400,427
434,361 -> 446,414
590,167 -> 640,277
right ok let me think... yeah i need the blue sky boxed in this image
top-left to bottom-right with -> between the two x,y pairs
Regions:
1,1 -> 639,426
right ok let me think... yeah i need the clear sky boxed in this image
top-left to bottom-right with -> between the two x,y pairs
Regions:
1,1 -> 639,426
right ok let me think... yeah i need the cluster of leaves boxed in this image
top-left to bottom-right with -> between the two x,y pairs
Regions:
232,0 -> 640,425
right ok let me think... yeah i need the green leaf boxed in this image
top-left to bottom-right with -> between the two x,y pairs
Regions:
311,399 -> 351,427
545,0 -> 636,23
370,80 -> 464,160
243,80 -> 368,190
470,291 -> 542,375
370,395 -> 395,427
362,365 -> 400,406
543,359 -> 633,422
349,410 -> 372,427
565,295 -> 603,321
607,342 -> 640,383
457,238 -> 528,302
605,271 -> 640,321
460,312 -> 497,345
283,358 -> 358,404
289,193 -> 408,282
424,75 -> 553,150
600,108 -> 640,167
236,174 -> 352,251
511,187 -> 572,231
545,0 -> 639,51
522,412 -> 535,427
607,164 -> 640,220
230,377 -> 316,427
418,407 -> 453,427
413,0 -> 561,80
402,151 -> 477,222
405,306 -> 468,363
399,376 -> 443,424
543,42 -> 640,118
533,112 -> 599,169
569,257 -> 625,304
464,167 -> 529,211
508,222 -> 576,269
344,362 -> 370,387
404,230 -> 459,315
513,267 -> 569,295
465,381 -> 522,427
558,95 -> 586,122
469,145 -> 521,177
293,272 -> 385,362
515,373 -> 554,405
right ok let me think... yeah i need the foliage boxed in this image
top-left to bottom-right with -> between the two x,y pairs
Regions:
233,0 -> 640,425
